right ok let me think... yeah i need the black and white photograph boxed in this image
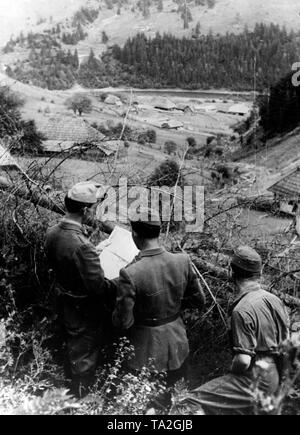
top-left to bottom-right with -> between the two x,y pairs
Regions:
0,0 -> 299,418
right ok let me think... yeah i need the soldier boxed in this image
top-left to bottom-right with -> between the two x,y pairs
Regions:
184,246 -> 289,415
112,212 -> 206,404
45,182 -> 116,397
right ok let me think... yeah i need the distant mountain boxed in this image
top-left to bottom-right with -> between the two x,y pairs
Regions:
2,0 -> 300,92
1,0 -> 300,49
0,0 -> 90,46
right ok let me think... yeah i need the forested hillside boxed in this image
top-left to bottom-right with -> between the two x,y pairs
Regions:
260,71 -> 300,137
6,23 -> 300,91
105,24 -> 300,90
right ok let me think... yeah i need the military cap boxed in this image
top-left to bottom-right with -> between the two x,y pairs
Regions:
67,181 -> 100,204
231,246 -> 262,273
130,207 -> 161,229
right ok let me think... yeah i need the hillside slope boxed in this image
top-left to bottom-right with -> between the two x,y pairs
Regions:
1,0 -> 300,50
245,130 -> 300,174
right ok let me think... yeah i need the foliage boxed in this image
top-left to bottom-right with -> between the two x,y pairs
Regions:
92,121 -> 134,141
62,25 -> 87,45
10,120 -> 44,155
0,86 -> 43,154
259,72 -> 300,136
102,31 -> 109,44
187,136 -> 197,148
137,129 -> 157,144
164,140 -> 177,155
7,33 -> 79,90
65,93 -> 93,116
101,24 -> 300,90
72,7 -> 100,27
0,86 -> 24,138
148,159 -> 185,232
16,389 -> 80,415
4,337 -> 167,415
148,159 -> 184,188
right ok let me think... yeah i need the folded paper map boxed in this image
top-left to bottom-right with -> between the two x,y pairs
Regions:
97,226 -> 139,279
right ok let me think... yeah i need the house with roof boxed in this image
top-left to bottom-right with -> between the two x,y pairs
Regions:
152,97 -> 176,111
104,95 -> 123,106
161,119 -> 184,130
175,103 -> 194,114
268,167 -> 300,215
228,104 -> 251,117
36,116 -> 116,158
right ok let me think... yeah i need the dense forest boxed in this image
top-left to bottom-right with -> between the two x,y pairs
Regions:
6,23 -> 300,92
7,46 -> 79,90
259,70 -> 300,136
105,24 -> 300,90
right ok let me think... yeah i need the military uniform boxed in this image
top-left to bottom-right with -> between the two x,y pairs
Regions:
45,220 -> 115,385
44,183 -> 115,394
112,247 -> 206,374
184,247 -> 289,415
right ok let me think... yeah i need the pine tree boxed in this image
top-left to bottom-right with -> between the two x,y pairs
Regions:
183,15 -> 188,29
87,48 -> 99,70
195,21 -> 201,36
102,31 -> 109,44
73,49 -> 79,69
157,0 -> 163,12
142,0 -> 150,18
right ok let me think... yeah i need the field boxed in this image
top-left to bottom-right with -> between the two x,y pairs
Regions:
0,71 -> 249,152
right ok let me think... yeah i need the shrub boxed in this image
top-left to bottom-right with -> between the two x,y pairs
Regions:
206,136 -> 215,146
187,136 -> 197,148
215,147 -> 223,157
147,129 -> 157,144
65,94 -> 92,116
164,141 -> 177,155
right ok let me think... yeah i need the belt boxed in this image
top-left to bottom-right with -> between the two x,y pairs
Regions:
136,312 -> 180,327
255,351 -> 278,359
56,284 -> 88,300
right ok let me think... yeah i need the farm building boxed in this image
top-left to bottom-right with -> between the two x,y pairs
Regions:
161,120 -> 184,129
176,103 -> 194,113
228,104 -> 251,116
104,95 -> 123,106
152,97 -> 176,111
36,117 -> 115,157
195,104 -> 217,113
268,167 -> 300,216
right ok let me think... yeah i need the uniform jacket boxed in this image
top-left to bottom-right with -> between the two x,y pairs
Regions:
45,219 -> 116,378
45,220 -> 115,306
112,247 -> 206,372
230,282 -> 289,358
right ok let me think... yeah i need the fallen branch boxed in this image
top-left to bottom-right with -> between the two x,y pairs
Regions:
187,250 -> 300,309
0,177 -> 114,234
0,177 -> 65,215
178,244 -> 228,331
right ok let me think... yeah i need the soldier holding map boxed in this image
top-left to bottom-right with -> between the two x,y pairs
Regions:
45,182 -> 116,397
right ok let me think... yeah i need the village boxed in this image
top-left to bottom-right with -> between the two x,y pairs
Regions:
0,0 -> 300,417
